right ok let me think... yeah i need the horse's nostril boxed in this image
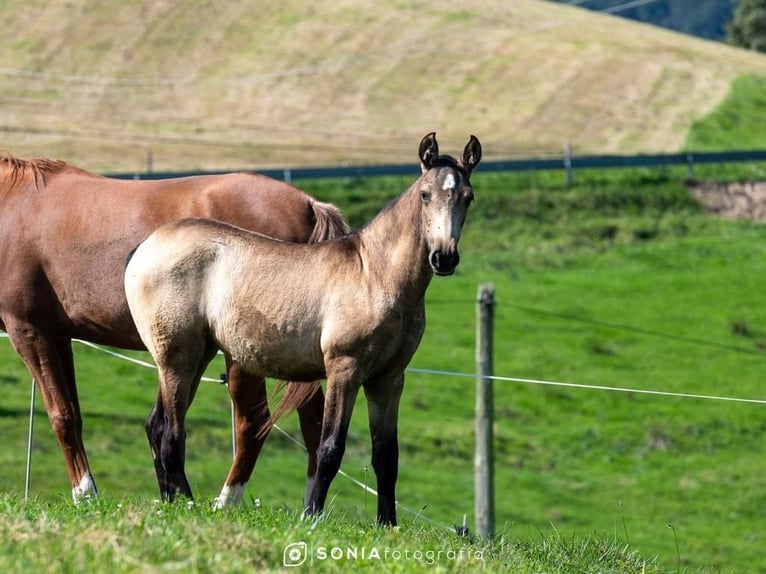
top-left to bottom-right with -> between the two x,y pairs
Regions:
429,250 -> 459,275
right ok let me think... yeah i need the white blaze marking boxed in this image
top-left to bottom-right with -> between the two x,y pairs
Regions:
72,474 -> 97,503
442,173 -> 456,191
212,482 -> 247,510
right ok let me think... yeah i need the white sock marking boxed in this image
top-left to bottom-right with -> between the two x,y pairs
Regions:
212,482 -> 247,510
72,474 -> 97,503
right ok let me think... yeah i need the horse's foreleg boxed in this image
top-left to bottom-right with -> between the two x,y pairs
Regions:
304,362 -> 360,518
213,361 -> 269,509
297,383 -> 324,507
5,323 -> 97,502
364,373 -> 404,527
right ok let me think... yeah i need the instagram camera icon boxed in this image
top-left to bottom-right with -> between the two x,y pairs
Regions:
283,541 -> 308,567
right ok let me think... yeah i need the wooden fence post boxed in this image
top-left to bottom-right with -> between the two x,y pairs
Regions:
475,283 -> 495,538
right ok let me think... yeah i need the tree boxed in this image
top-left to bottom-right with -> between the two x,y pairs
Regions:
549,0 -> 735,41
728,0 -> 766,52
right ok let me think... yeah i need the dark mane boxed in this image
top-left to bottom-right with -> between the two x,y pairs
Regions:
1,152 -> 69,189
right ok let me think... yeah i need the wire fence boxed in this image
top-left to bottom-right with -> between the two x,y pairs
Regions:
101,148 -> 766,183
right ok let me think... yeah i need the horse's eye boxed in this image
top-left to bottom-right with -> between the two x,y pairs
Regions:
420,191 -> 430,203
465,193 -> 475,206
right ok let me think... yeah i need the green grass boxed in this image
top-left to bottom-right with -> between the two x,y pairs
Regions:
3,156 -> 766,571
0,495 -> 663,573
686,74 -> 766,150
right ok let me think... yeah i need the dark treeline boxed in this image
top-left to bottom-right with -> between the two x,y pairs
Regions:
555,0 -> 735,41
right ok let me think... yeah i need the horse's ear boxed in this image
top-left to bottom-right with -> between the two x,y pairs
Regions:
419,132 -> 439,172
462,135 -> 482,175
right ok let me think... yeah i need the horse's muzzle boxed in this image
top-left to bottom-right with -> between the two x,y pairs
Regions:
429,249 -> 459,276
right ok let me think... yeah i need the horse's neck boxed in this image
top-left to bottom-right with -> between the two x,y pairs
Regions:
358,187 -> 432,300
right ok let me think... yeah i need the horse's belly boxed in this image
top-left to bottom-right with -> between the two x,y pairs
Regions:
219,324 -> 325,382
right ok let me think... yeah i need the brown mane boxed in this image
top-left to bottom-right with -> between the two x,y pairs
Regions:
1,152 -> 69,189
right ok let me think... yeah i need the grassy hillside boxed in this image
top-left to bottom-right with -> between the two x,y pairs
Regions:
2,0 -> 766,172
686,74 -> 766,150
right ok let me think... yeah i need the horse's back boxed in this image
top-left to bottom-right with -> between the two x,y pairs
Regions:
126,218 -> 331,380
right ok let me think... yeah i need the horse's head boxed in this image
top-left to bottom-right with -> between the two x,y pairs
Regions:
416,132 -> 481,276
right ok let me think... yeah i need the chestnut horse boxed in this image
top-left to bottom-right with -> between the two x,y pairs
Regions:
125,133 -> 481,524
0,154 -> 348,502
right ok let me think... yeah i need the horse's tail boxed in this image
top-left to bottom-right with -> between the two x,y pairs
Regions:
257,199 -> 347,439
308,199 -> 350,242
258,380 -> 322,440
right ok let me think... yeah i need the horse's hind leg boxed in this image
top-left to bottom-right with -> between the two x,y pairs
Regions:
297,384 -> 324,507
55,338 -> 98,500
212,360 -> 269,509
5,322 -> 97,502
153,341 -> 217,502
213,362 -> 324,510
145,390 -> 167,494
364,372 -> 404,526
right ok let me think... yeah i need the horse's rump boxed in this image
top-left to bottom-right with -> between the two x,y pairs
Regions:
308,200 -> 349,243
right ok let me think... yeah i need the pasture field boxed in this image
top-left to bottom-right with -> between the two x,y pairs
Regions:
1,161 -> 765,572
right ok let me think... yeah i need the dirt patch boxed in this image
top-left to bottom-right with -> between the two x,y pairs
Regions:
688,180 -> 766,221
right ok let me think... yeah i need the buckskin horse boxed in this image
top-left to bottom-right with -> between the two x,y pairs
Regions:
0,154 -> 348,503
124,132 -> 481,524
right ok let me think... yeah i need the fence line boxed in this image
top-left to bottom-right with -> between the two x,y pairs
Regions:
104,148 -> 766,182
2,333 -> 764,405
429,299 -> 766,359
408,367 -> 766,405
507,303 -> 766,358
